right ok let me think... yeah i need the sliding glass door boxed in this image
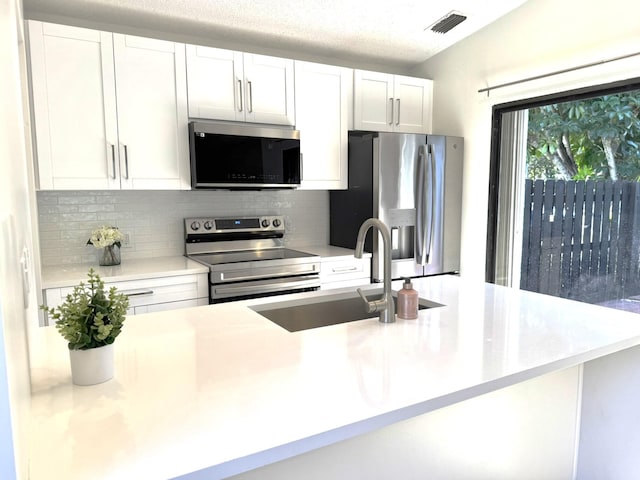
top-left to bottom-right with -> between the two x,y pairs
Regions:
488,79 -> 640,311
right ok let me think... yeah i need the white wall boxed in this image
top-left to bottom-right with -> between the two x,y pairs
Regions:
0,307 -> 17,480
0,0 -> 40,477
413,0 -> 640,281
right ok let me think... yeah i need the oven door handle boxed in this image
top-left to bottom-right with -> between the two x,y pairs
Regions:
216,264 -> 319,283
214,278 -> 319,296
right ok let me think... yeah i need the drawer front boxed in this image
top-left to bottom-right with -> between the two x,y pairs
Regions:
133,297 -> 209,314
44,273 -> 208,320
320,257 -> 371,284
111,276 -> 201,308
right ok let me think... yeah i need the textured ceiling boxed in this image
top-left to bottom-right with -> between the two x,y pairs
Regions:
23,0 -> 528,68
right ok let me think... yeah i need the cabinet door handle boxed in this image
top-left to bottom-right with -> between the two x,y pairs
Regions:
237,78 -> 243,112
110,144 -> 116,179
332,266 -> 358,273
396,98 -> 401,125
247,80 -> 253,113
388,97 -> 394,125
121,289 -> 154,297
123,144 -> 129,179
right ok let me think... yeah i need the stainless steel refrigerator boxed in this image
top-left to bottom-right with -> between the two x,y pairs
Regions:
330,131 -> 463,282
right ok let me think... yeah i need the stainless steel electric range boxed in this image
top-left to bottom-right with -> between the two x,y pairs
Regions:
185,216 -> 320,303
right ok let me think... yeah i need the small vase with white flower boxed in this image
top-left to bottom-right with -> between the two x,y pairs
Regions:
87,225 -> 124,266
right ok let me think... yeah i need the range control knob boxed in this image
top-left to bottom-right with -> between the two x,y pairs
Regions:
203,221 -> 214,230
190,221 -> 201,231
273,218 -> 282,228
261,219 -> 271,228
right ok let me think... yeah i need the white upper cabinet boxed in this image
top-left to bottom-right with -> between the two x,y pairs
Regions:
186,45 -> 295,126
243,54 -> 295,125
185,46 -> 241,121
28,21 -> 437,193
113,35 -> 189,189
29,22 -> 120,190
295,61 -> 351,190
353,70 -> 433,134
28,21 -> 190,190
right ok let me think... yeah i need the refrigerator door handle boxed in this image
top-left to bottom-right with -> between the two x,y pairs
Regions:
427,145 -> 436,261
415,146 -> 424,264
415,144 -> 435,266
415,146 -> 425,264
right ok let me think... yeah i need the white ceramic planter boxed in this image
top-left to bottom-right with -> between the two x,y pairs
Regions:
69,343 -> 114,386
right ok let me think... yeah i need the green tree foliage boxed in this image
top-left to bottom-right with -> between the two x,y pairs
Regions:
527,90 -> 640,180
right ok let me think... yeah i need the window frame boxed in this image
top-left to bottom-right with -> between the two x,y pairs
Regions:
485,77 -> 640,283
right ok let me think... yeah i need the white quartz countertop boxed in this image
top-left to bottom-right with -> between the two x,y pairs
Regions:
28,275 -> 640,479
40,248 -> 363,289
41,256 -> 209,289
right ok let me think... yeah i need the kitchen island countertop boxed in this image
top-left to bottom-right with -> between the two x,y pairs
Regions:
28,275 -> 640,479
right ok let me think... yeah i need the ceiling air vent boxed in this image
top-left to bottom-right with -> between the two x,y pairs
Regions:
428,12 -> 467,34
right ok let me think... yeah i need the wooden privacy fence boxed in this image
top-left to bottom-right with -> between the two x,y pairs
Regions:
520,179 -> 640,303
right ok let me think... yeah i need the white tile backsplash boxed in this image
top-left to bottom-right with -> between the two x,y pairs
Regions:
37,189 -> 329,266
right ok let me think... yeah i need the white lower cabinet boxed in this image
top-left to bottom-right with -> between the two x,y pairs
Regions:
43,273 -> 208,324
319,257 -> 371,290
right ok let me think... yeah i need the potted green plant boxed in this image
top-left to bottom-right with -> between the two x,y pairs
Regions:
41,269 -> 129,386
87,225 -> 124,266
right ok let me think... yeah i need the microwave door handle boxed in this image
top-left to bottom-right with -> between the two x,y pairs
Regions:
415,145 -> 427,265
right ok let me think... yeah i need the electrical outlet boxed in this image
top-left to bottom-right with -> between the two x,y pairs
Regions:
122,233 -> 131,248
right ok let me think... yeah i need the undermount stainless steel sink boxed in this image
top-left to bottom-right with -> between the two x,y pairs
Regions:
250,289 -> 442,332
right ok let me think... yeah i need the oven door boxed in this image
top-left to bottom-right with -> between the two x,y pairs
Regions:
210,275 -> 320,303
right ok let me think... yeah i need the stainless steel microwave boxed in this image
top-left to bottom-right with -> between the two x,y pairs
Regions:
189,121 -> 301,190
